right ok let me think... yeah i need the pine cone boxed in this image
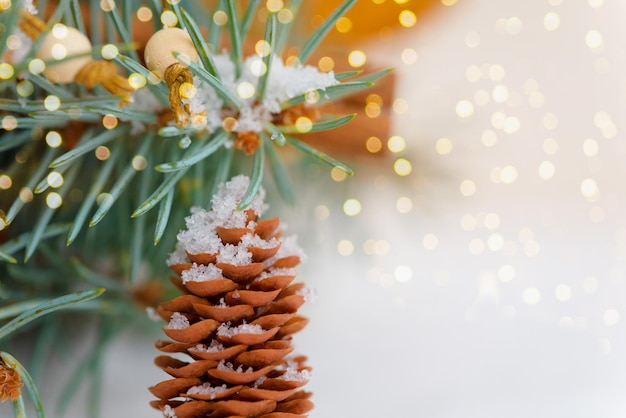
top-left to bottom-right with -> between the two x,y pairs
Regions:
150,176 -> 314,418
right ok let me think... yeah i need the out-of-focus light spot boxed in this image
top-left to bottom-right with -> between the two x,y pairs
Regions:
543,137 -> 558,154
46,192 -> 63,208
441,0 -> 457,5
222,117 -> 239,132
469,238 -> 485,255
393,158 -> 412,176
28,59 -> 45,74
500,165 -> 518,183
492,85 -> 509,103
474,89 -> 490,106
498,264 -> 515,282
44,95 -> 61,111
583,138 -> 599,156
585,30 -> 603,51
335,16 -> 352,33
396,196 -> 412,213
366,102 -> 382,118
502,116 -> 520,133
46,171 -> 64,188
465,31 -> 480,48
543,113 -> 559,130
95,146 -> 111,160
401,48 -> 417,64
101,44 -> 118,60
180,82 -> 197,99
100,0 -> 115,12
295,116 -> 312,133
19,187 -> 33,203
337,239 -> 354,256
266,0 -> 283,12
393,98 -> 408,114
2,115 -> 18,131
394,265 -> 413,283
538,161 -> 555,179
161,10 -> 177,26
255,40 -> 271,57
487,233 -> 504,251
522,287 -> 541,305
460,179 -> 476,196
555,284 -> 572,301
348,50 -> 366,67
518,227 -> 534,243
17,80 -> 34,97
304,89 -> 320,104
604,309 -> 619,326
318,56 -> 334,72
436,137 -> 453,155
277,8 -> 293,23
481,130 -> 497,147
580,178 -> 598,198
504,17 -> 523,35
137,6 -> 152,22
399,10 -> 416,27
212,10 -> 227,26
456,100 -> 474,118
102,114 -> 118,130
594,111 -> 612,129
131,155 -> 147,170
128,73 -> 146,89
343,199 -> 361,216
583,277 -> 599,293
0,174 -> 12,190
366,136 -> 383,153
466,65 -> 482,83
331,166 -> 348,182
423,233 -> 439,250
237,81 -> 255,99
491,112 -> 506,129
544,12 -> 560,31
388,135 -> 406,153
589,0 -> 603,8
461,214 -> 477,231
0,63 -> 14,80
489,64 -> 505,81
484,213 -> 500,229
314,205 -> 329,220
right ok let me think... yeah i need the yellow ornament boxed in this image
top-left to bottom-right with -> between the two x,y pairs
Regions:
35,25 -> 93,84
144,27 -> 199,75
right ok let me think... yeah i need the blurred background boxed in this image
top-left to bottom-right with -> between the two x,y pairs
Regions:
23,0 -> 626,416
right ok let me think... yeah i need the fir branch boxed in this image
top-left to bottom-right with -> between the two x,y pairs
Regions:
286,136 -> 354,175
179,6 -> 221,79
279,113 -> 356,134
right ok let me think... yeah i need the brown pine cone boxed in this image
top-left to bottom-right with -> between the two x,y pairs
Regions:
150,175 -> 314,418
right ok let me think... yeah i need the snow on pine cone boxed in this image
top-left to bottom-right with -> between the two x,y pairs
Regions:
150,175 -> 314,418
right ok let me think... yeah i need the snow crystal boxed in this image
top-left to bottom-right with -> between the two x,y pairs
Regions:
216,298 -> 228,308
181,263 -> 223,284
217,322 -> 264,337
176,208 -> 222,255
211,175 -> 267,221
187,383 -> 228,399
241,233 -> 279,249
166,242 -> 190,266
163,405 -> 177,418
252,375 -> 267,388
262,57 -> 338,113
275,235 -> 307,263
193,340 -> 224,352
257,267 -> 296,281
216,243 -> 252,265
217,360 -> 253,374
278,366 -> 312,383
297,287 -> 317,303
145,307 -> 162,321
165,312 -> 189,330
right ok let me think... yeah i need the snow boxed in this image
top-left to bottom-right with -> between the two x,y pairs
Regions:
166,242 -> 189,266
256,267 -> 296,281
274,234 -> 307,263
278,366 -> 311,383
192,340 -> 224,353
163,405 -> 177,418
187,383 -> 228,399
181,263 -> 223,284
164,312 -> 189,330
216,243 -> 252,265
217,322 -> 264,337
217,360 -> 253,374
183,53 -> 338,134
241,233 -> 279,249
